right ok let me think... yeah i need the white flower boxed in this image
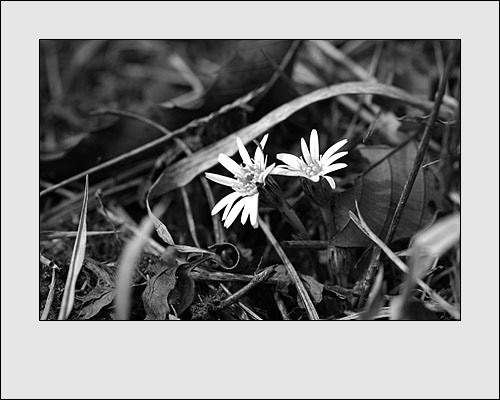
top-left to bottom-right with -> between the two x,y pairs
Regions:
272,129 -> 348,190
205,134 -> 274,229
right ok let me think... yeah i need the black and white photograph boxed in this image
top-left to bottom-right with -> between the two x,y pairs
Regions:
38,39 -> 461,322
2,2 -> 499,399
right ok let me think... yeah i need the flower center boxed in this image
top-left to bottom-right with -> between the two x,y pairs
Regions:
302,161 -> 321,177
233,163 -> 263,195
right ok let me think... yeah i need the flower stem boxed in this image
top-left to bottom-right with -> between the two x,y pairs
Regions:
319,204 -> 337,239
277,200 -> 310,240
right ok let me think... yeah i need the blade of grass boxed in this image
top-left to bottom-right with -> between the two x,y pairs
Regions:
57,176 -> 89,320
258,216 -> 319,320
114,203 -> 165,320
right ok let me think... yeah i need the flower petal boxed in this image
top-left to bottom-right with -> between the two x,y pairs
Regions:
237,137 -> 252,165
323,162 -> 348,175
240,198 -> 251,225
224,197 -> 248,228
262,163 -> 275,180
248,193 -> 259,228
321,151 -> 348,168
271,166 -> 306,178
218,154 -> 243,177
211,191 -> 241,216
260,133 -> 269,149
321,139 -> 348,161
222,192 -> 242,220
309,129 -> 320,161
205,173 -> 237,187
323,175 -> 336,190
301,137 -> 312,164
276,153 -> 302,170
254,134 -> 269,165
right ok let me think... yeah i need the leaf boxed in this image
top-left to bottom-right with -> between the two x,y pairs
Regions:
58,176 -> 89,320
142,265 -> 179,320
146,194 -> 175,245
168,267 -> 196,317
146,192 -> 216,255
300,275 -> 324,305
332,141 -> 441,247
272,265 -> 323,305
78,287 -> 115,320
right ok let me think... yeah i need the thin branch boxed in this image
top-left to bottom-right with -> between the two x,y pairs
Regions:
212,265 -> 277,311
282,240 -> 329,250
218,283 -> 262,321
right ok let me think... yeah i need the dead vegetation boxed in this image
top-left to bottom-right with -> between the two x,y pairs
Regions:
39,39 -> 461,321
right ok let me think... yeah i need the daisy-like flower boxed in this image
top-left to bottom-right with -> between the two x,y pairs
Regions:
272,129 -> 348,190
205,134 -> 274,229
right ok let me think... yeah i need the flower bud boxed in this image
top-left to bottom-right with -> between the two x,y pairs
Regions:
257,175 -> 284,209
301,176 -> 335,207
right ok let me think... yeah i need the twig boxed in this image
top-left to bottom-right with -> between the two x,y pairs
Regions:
191,268 -> 281,285
41,267 -> 57,320
212,265 -> 276,311
218,283 -> 262,321
258,216 -> 319,320
39,179 -> 76,199
273,291 -> 290,320
282,240 -> 329,250
40,230 -> 118,239
356,43 -> 458,306
40,254 -> 60,320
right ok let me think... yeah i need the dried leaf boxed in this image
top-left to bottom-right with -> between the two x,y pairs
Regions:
168,267 -> 196,317
142,265 -> 179,320
58,176 -> 89,320
146,192 -> 216,255
78,288 -> 115,320
300,275 -> 324,304
333,141 -> 441,247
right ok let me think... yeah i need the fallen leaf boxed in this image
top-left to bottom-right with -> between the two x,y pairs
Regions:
332,141 -> 441,247
78,287 -> 115,320
142,265 -> 179,320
